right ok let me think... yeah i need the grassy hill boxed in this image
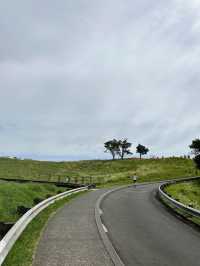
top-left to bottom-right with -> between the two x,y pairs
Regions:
0,181 -> 67,222
0,157 -> 196,186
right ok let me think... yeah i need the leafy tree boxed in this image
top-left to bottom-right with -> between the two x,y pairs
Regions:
189,139 -> 200,156
104,139 -> 120,160
193,154 -> 200,170
117,139 -> 132,160
104,138 -> 132,160
189,138 -> 200,169
136,144 -> 149,159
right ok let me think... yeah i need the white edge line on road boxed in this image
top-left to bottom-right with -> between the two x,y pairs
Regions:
99,208 -> 103,216
102,223 -> 108,233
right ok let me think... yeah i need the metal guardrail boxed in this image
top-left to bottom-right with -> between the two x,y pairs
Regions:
0,186 -> 88,265
158,178 -> 200,218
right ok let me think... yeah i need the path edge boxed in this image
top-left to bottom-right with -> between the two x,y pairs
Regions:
95,186 -> 128,266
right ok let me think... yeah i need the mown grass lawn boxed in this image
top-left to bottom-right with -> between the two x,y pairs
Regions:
0,181 -> 67,222
0,157 -> 197,186
165,180 -> 200,210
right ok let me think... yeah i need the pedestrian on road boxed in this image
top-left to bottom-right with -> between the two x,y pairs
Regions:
132,175 -> 138,187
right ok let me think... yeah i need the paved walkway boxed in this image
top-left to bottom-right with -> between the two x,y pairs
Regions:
33,190 -> 113,266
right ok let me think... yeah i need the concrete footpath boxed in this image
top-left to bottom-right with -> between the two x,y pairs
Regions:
33,190 -> 113,266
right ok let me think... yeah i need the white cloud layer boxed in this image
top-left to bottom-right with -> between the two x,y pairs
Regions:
0,0 -> 200,160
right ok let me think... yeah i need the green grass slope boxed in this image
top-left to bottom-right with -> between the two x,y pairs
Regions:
2,191 -> 87,266
165,180 -> 200,210
0,181 -> 67,222
0,157 -> 196,186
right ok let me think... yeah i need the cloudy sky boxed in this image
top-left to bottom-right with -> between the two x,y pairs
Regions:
0,0 -> 200,160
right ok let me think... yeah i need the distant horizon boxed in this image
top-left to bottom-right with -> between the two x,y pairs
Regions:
0,1 -> 199,160
0,152 -> 192,162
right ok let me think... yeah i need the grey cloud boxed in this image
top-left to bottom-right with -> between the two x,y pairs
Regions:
0,0 -> 200,160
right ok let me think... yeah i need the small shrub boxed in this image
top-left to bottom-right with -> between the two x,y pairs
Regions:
45,194 -> 53,199
180,188 -> 186,195
17,206 -> 30,216
33,197 -> 43,205
0,222 -> 14,238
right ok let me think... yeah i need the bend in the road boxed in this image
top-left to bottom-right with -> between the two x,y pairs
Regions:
101,184 -> 200,266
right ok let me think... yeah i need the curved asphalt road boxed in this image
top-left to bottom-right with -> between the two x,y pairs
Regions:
101,184 -> 200,266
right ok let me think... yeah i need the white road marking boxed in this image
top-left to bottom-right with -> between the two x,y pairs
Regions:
102,223 -> 108,233
99,208 -> 103,216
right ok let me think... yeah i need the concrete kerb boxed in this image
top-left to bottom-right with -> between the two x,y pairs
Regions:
0,186 -> 88,266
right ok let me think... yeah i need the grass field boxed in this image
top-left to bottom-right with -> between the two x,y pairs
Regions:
0,181 -> 67,222
0,157 -> 197,186
0,156 -> 196,223
165,180 -> 200,210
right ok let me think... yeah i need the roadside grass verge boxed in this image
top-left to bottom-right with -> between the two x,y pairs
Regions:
163,180 -> 200,226
0,181 -> 68,222
0,157 -> 197,186
2,191 -> 88,266
165,180 -> 200,210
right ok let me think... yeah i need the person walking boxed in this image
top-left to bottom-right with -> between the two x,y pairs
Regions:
133,175 -> 138,187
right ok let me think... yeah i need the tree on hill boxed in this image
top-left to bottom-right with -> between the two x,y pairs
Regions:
117,139 -> 133,160
189,139 -> 200,156
104,139 -> 120,160
104,138 -> 133,160
189,138 -> 200,169
136,144 -> 149,159
193,155 -> 200,170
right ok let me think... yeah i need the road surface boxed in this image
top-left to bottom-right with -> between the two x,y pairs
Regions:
101,184 -> 200,266
33,190 -> 113,266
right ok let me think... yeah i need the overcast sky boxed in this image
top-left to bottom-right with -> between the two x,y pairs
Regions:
0,0 -> 200,161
